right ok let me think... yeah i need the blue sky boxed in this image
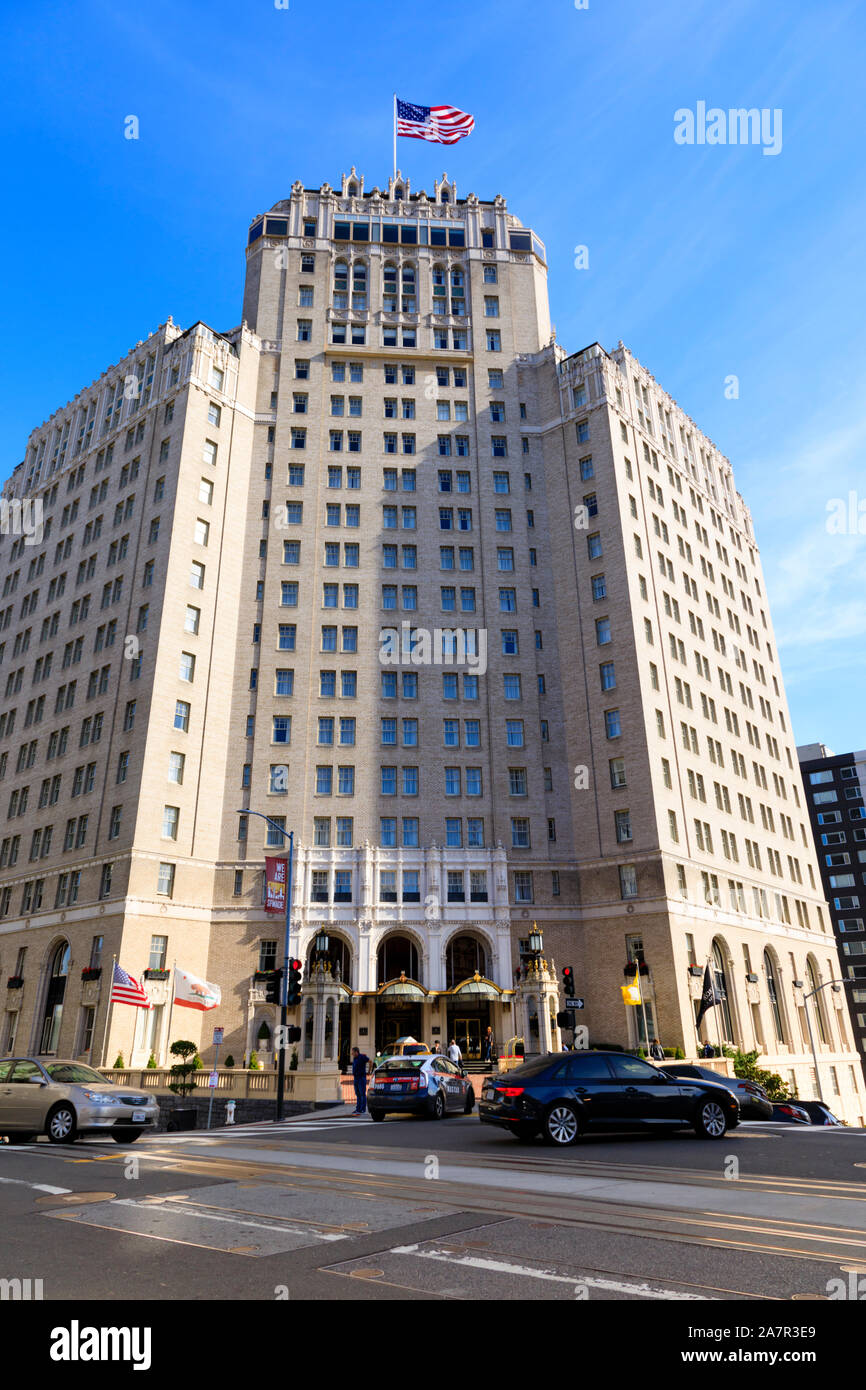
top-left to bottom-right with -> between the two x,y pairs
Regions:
1,0 -> 864,751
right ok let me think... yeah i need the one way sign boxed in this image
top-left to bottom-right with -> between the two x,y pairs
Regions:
565,997 -> 585,1010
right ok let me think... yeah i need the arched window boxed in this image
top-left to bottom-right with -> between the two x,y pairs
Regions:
351,261 -> 367,311
305,934 -> 352,988
401,264 -> 417,314
377,935 -> 420,985
712,941 -> 734,1043
807,958 -> 829,1044
40,941 -> 70,1054
347,183 -> 357,197
764,950 -> 784,1043
333,260 -> 349,310
383,262 -> 398,312
440,188 -> 450,204
394,186 -> 403,201
445,934 -> 487,988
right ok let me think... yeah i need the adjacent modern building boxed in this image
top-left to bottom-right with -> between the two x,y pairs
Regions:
1,165 -> 863,1120
798,742 -> 866,1077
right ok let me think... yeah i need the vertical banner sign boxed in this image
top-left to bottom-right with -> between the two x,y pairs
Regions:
265,857 -> 288,913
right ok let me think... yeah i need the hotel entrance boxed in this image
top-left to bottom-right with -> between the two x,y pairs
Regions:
451,1016 -> 484,1061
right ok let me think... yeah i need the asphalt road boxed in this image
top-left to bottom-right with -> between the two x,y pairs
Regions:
2,1112 -> 865,1307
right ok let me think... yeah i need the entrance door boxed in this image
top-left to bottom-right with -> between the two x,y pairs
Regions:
453,1017 -> 482,1061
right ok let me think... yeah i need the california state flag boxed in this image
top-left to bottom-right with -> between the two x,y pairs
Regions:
174,966 -> 221,1011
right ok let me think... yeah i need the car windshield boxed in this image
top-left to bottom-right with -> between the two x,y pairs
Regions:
377,1057 -> 427,1072
43,1063 -> 112,1085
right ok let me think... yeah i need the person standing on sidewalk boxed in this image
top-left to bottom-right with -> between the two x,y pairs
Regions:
350,1046 -> 372,1115
447,1038 -> 462,1066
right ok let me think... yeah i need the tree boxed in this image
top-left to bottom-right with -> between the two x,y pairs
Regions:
113,1054 -> 124,1069
248,1050 -> 261,1071
289,1048 -> 298,1072
168,1039 -> 199,1096
729,1048 -> 789,1102
146,1053 -> 158,1070
224,1054 -> 235,1068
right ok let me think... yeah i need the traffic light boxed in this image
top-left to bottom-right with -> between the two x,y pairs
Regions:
264,969 -> 283,1005
287,958 -> 303,1006
287,1025 -> 301,1044
556,1009 -> 575,1030
562,965 -> 575,994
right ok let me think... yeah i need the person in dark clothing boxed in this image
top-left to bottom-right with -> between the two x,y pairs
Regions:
701,1040 -> 715,1058
649,1038 -> 665,1061
350,1046 -> 371,1115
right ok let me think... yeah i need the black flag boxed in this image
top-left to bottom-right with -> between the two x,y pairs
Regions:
695,962 -> 722,1030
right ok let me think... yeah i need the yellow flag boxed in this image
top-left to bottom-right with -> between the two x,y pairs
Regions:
620,965 -> 641,1006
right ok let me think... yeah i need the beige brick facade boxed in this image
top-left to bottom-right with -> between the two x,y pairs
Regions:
1,167 -> 862,1120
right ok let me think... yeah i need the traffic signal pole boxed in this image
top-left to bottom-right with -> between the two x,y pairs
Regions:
276,829 -> 295,1121
235,809 -> 295,1123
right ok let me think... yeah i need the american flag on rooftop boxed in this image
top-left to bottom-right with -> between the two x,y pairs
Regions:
396,100 -> 475,145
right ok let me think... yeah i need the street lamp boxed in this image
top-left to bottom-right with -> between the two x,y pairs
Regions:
314,928 -> 329,969
236,809 -> 295,1121
793,977 -> 847,1105
528,923 -> 544,956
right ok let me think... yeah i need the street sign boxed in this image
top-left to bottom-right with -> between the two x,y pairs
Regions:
565,998 -> 585,1010
207,1071 -> 219,1088
212,1027 -> 224,1046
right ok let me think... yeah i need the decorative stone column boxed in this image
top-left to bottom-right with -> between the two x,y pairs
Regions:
512,958 -> 562,1058
297,961 -> 342,1101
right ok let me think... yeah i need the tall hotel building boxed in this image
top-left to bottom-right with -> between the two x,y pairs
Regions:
1,167 -> 863,1120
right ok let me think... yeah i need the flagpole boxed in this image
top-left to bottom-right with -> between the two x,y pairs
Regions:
393,93 -> 397,181
98,955 -> 117,1069
164,959 -> 177,1067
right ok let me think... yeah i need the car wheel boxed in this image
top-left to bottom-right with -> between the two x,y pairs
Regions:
111,1130 -> 141,1144
542,1103 -> 581,1146
464,1088 -> 475,1114
46,1105 -> 77,1145
369,1110 -> 385,1123
694,1098 -> 728,1139
430,1092 -> 445,1120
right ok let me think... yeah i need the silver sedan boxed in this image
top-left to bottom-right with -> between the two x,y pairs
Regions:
0,1057 -> 159,1144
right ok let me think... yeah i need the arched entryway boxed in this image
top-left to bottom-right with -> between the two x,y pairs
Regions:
711,940 -> 735,1045
39,941 -> 70,1054
375,935 -> 425,1055
306,933 -> 354,1069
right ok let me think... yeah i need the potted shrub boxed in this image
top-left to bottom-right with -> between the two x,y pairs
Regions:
289,1048 -> 298,1072
248,1050 -> 261,1071
144,968 -> 170,981
81,966 -> 102,982
224,1054 -> 235,1068
113,1053 -> 125,1069
146,1053 -> 158,1069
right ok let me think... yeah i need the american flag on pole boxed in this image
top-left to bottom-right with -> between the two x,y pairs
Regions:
396,99 -> 475,145
110,962 -> 151,1009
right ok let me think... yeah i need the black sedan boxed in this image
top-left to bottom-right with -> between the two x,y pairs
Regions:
660,1063 -> 773,1119
367,1055 -> 475,1121
796,1100 -> 845,1126
479,1050 -> 739,1145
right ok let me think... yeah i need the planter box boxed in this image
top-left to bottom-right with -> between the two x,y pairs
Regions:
81,967 -> 102,982
143,969 -> 169,981
6,977 -> 23,989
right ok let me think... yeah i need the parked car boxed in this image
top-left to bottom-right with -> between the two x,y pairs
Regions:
367,1055 -> 475,1121
479,1050 -> 739,1145
0,1058 -> 159,1144
373,1036 -> 431,1067
794,1100 -> 845,1126
771,1102 -> 811,1124
660,1063 -> 773,1120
